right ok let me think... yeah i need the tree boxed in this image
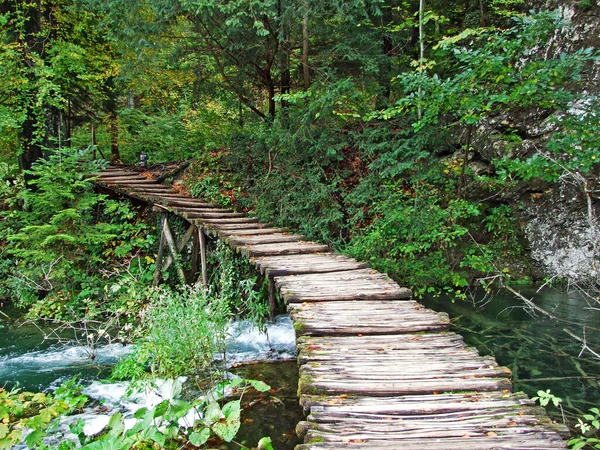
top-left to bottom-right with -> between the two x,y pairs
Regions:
0,0 -> 116,168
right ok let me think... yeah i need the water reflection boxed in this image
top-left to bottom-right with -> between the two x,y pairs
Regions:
421,286 -> 600,420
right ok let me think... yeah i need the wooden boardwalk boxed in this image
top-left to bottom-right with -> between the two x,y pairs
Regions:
95,166 -> 568,449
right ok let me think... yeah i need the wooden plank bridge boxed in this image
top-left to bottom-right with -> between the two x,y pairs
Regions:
95,166 -> 568,449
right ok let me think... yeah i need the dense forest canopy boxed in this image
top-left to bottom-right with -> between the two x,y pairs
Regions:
0,0 -> 599,302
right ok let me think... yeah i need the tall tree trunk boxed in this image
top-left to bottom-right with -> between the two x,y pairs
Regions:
302,1 -> 310,91
19,113 -> 43,173
266,73 -> 276,119
417,0 -> 425,120
108,111 -> 120,163
66,99 -> 72,144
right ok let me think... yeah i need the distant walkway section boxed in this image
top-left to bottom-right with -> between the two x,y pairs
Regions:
95,166 -> 568,449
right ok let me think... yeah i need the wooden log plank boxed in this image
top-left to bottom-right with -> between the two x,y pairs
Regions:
277,268 -> 393,283
251,253 -> 369,277
102,177 -> 156,184
296,332 -> 467,350
183,211 -> 247,219
218,228 -> 288,236
305,416 -> 551,434
296,428 -> 566,450
121,185 -> 174,191
170,206 -> 234,213
290,302 -> 449,336
238,242 -> 330,257
280,281 -> 413,302
200,217 -> 261,224
200,222 -> 271,232
299,376 -> 513,396
300,392 -> 536,413
94,171 -> 141,177
225,233 -> 305,246
161,199 -> 217,208
295,437 -> 566,450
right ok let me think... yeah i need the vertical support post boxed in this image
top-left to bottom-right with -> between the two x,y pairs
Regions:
152,213 -> 167,286
191,226 -> 199,284
163,217 -> 187,284
268,277 -> 276,321
200,227 -> 208,288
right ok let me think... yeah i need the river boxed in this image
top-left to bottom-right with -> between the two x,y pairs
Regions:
421,286 -> 600,421
0,307 -> 303,449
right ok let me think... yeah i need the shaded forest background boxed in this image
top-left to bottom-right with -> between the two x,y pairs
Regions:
1,0 -> 600,305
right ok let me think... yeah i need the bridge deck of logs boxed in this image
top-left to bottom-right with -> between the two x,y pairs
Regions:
95,166 -> 568,449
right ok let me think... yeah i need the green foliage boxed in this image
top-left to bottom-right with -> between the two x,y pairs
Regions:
208,240 -> 271,322
59,377 -> 270,450
569,407 -> 600,449
113,285 -> 230,381
0,378 -> 87,450
0,0 -> 117,162
0,147 -> 154,311
345,182 -> 481,298
532,390 -> 600,450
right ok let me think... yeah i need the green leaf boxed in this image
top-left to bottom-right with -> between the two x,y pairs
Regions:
212,400 -> 240,442
106,412 -> 124,437
248,380 -> 270,392
204,401 -> 223,424
257,436 -> 275,450
153,400 -> 170,418
133,407 -> 149,420
25,428 -> 46,448
189,428 -> 211,446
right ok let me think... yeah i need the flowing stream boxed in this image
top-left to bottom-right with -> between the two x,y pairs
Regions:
421,286 -> 600,422
0,306 -> 302,449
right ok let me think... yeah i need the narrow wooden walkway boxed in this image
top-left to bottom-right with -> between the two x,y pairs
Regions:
95,166 -> 568,449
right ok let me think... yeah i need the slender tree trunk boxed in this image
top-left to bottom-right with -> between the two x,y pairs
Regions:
417,0 -> 425,120
108,111 -> 120,163
91,123 -> 97,159
66,99 -> 72,144
19,113 -> 43,173
280,36 -> 291,108
265,72 -> 276,119
302,1 -> 310,91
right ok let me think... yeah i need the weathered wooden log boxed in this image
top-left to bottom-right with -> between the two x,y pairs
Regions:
162,224 -> 195,272
199,227 -> 208,287
152,213 -> 167,286
162,217 -> 187,284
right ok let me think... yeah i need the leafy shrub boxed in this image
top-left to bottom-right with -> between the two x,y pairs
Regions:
0,378 -> 87,450
0,147 -> 155,312
113,285 -> 231,381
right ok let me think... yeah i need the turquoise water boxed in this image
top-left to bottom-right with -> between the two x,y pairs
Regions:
421,286 -> 600,420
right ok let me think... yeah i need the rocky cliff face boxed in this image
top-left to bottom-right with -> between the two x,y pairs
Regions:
472,2 -> 600,283
522,180 -> 598,282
